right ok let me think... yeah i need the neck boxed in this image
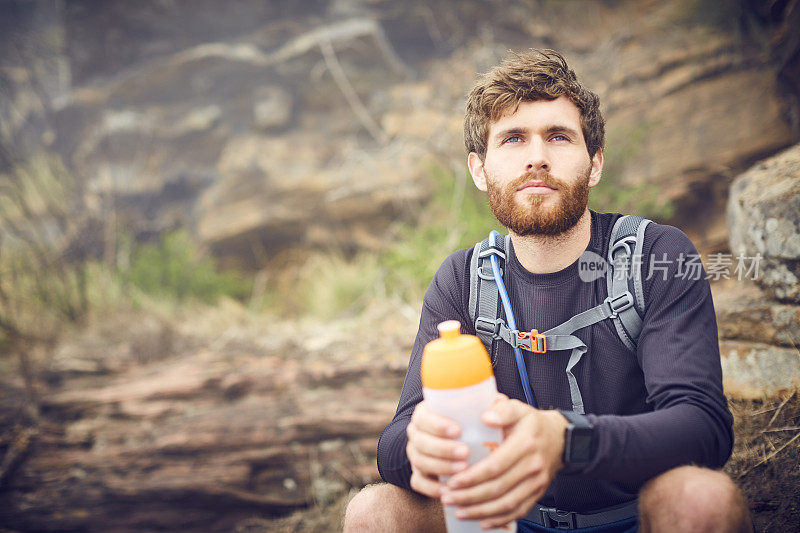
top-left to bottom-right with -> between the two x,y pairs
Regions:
509,209 -> 592,274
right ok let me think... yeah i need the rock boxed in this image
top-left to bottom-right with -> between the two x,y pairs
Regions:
720,340 -> 800,399
0,306 -> 410,532
199,133 -> 431,266
714,280 -> 800,348
3,1 -> 797,269
727,143 -> 800,303
253,86 -> 293,131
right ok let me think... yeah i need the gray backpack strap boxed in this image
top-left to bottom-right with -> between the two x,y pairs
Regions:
606,215 -> 651,352
467,217 -> 651,413
496,291 -> 637,414
469,234 -> 510,360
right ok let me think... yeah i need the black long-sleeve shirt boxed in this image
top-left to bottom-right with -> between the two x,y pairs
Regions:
377,210 -> 733,512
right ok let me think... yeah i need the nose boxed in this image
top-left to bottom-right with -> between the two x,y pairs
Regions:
525,137 -> 550,172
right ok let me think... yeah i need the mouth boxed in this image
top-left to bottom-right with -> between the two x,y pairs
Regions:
517,180 -> 556,195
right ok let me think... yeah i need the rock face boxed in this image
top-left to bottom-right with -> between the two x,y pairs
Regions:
715,280 -> 800,349
718,340 -> 800,398
2,0 -> 797,268
0,304 -> 417,532
714,279 -> 800,398
727,144 -> 800,304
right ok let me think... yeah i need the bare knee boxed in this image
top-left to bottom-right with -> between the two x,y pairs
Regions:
344,484 -> 386,532
343,483 -> 445,533
639,466 -> 752,533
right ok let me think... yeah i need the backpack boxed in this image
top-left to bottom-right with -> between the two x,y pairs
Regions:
467,215 -> 652,414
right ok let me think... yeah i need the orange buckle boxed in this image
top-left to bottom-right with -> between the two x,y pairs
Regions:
530,329 -> 547,353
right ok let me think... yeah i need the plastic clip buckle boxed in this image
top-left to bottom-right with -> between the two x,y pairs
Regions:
540,507 -> 577,529
530,329 -> 547,353
606,292 -> 634,318
475,317 -> 501,338
478,245 -> 506,261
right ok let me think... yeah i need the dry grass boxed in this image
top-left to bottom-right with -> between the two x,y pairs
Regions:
725,391 -> 800,532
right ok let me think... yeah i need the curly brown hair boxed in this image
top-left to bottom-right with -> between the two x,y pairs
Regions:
464,49 -> 605,160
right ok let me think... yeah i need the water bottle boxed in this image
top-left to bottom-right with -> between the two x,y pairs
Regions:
421,320 -> 516,533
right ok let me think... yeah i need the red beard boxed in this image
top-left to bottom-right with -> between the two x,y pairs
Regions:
485,166 -> 591,236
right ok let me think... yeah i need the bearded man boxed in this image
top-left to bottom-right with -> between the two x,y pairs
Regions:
344,49 -> 753,533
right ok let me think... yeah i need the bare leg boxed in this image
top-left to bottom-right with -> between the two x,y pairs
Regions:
639,465 -> 753,533
343,482 -> 447,533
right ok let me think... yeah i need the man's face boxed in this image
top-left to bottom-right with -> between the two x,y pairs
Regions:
467,97 -> 603,236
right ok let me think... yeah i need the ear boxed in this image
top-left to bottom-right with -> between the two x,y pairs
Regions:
468,152 -> 488,192
588,148 -> 603,188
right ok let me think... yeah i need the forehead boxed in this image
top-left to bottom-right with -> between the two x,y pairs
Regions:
488,97 -> 583,138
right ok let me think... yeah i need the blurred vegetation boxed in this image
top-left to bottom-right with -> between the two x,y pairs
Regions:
0,150 -> 251,417
0,152 -> 92,417
259,160 -> 502,319
590,121 -> 675,221
126,230 -> 251,304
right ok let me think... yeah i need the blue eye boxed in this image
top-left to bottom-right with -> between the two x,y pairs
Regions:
552,134 -> 569,142
504,135 -> 522,144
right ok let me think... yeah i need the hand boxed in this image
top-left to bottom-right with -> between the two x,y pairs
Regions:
440,398 -> 568,529
406,401 -> 471,498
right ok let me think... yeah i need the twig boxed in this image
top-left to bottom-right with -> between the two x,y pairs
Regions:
767,389 -> 796,428
329,460 -> 362,488
761,426 -> 800,433
318,37 -> 389,146
0,425 -> 38,487
737,430 -> 800,478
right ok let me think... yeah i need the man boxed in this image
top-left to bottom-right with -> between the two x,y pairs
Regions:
344,49 -> 752,532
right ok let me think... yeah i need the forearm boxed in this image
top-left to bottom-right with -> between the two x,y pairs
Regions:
581,402 -> 733,484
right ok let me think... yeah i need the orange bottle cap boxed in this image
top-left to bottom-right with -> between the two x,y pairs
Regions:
421,320 -> 494,389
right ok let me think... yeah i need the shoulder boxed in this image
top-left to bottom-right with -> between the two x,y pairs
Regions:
641,220 -> 699,259
636,220 -> 707,304
595,211 -> 696,254
419,247 -> 475,334
594,211 -> 697,256
427,247 -> 473,298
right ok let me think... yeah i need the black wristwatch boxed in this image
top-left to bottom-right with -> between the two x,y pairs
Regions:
557,410 -> 595,473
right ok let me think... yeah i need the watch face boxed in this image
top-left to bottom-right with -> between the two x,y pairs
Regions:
571,427 -> 593,463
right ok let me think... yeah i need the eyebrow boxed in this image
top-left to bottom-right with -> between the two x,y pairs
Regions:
493,124 -> 581,142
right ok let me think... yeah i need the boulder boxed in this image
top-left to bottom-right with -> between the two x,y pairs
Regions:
727,144 -> 800,303
714,280 -> 800,349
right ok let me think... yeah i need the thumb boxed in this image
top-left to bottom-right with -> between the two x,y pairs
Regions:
492,392 -> 509,405
481,398 -> 527,427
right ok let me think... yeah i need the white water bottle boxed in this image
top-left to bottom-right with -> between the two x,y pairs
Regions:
421,320 -> 516,533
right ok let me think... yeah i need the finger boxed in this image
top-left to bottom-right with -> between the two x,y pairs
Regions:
409,469 -> 444,499
448,411 -> 537,489
410,450 -> 469,477
412,403 -> 461,438
447,438 -> 529,489
481,398 -> 528,428
492,393 -> 509,404
443,454 -> 542,506
407,440 -> 469,478
409,427 -> 470,461
478,491 -> 541,530
454,474 -> 547,521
